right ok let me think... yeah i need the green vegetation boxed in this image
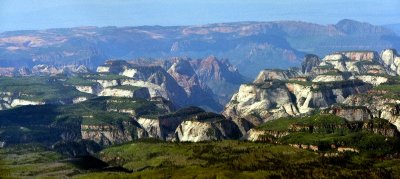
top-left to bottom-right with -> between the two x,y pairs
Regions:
0,76 -> 92,101
73,140 -> 396,178
111,85 -> 142,91
315,64 -> 334,69
0,96 -> 170,145
0,144 -> 116,178
374,84 -> 400,92
65,76 -> 97,86
373,83 -> 400,100
0,144 -> 77,178
257,114 -> 400,154
59,96 -> 168,125
257,114 -> 347,132
83,74 -> 129,80
143,106 -> 204,119
320,71 -> 342,76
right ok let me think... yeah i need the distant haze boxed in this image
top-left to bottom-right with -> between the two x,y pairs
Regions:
0,0 -> 399,32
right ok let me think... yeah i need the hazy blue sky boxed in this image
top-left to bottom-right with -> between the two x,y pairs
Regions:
0,0 -> 399,32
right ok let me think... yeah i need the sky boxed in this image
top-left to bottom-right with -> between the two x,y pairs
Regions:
0,0 -> 399,32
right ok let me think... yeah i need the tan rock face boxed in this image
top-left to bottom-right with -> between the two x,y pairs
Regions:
173,119 -> 241,142
11,99 -> 45,107
75,85 -> 99,94
312,75 -> 344,83
96,80 -> 119,88
325,106 -> 372,122
98,87 -> 150,99
254,69 -> 299,83
224,79 -> 371,127
341,51 -> 380,62
242,128 -> 289,142
381,49 -> 400,75
343,94 -> 400,131
354,75 -> 388,86
81,122 -> 148,146
137,118 -> 163,139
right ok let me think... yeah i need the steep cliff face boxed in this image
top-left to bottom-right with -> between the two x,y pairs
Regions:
253,69 -> 300,83
362,118 -> 400,138
173,119 -> 241,142
224,78 -> 371,127
81,121 -> 148,146
96,61 -> 190,108
223,50 -> 394,131
0,77 -> 93,110
341,51 -> 380,62
343,93 -> 400,131
319,51 -> 387,76
243,112 -> 399,143
10,99 -> 45,107
324,106 -> 372,122
301,54 -> 321,74
167,59 -> 222,111
98,86 -> 150,99
74,84 -> 102,95
242,129 -> 289,142
312,74 -> 345,82
191,56 -> 247,105
31,64 -> 89,76
381,49 -> 400,75
352,75 -> 388,86
224,82 -> 294,125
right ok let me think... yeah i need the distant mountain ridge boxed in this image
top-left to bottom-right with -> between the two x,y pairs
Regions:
385,23 -> 400,35
0,19 -> 399,77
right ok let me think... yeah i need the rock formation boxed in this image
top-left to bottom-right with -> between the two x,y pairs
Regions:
224,49 -> 400,133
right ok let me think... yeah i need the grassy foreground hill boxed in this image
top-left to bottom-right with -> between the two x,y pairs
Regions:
71,140 -> 398,178
2,140 -> 400,178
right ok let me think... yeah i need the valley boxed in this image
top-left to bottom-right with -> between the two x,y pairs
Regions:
2,48 -> 400,177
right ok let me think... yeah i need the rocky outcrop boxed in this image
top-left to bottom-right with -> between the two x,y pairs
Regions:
341,51 -> 380,62
75,85 -> 101,94
223,82 -> 295,125
99,87 -> 150,99
254,69 -> 299,83
136,118 -> 164,139
312,74 -> 345,82
32,64 -> 89,76
362,119 -> 399,137
353,75 -> 388,86
190,56 -> 247,105
173,119 -> 241,142
121,65 -> 189,108
343,94 -> 400,131
301,54 -> 321,74
224,79 -> 371,127
318,51 -> 387,76
242,128 -> 289,142
325,106 -> 372,122
381,49 -> 400,75
95,79 -> 119,88
137,116 -> 184,140
167,58 -> 222,111
223,50 -> 393,130
96,60 -> 129,74
96,60 -> 192,108
10,99 -> 45,107
81,122 -> 148,146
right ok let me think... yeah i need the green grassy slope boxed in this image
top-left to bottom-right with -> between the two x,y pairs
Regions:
73,140 -> 397,178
